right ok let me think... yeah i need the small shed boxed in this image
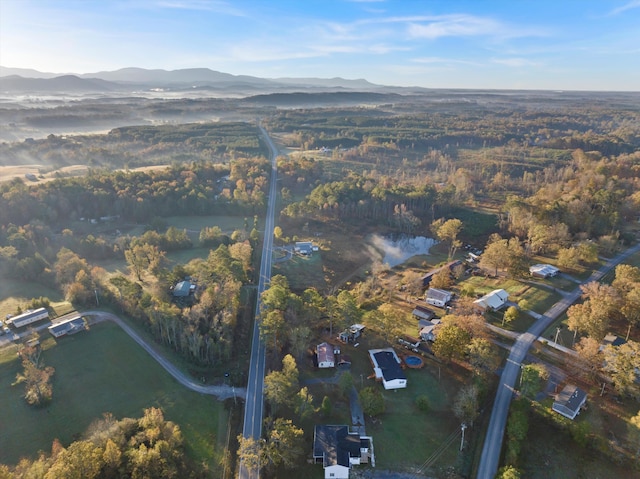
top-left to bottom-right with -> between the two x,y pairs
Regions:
552,385 -> 587,420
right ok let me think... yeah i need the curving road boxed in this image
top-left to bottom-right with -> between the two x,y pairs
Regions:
477,242 -> 640,479
86,311 -> 245,400
238,124 -> 279,479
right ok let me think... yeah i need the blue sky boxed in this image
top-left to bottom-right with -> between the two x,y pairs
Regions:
1,0 -> 639,90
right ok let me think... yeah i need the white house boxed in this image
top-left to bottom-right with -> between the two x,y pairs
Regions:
552,385 -> 587,420
317,342 -> 336,368
529,264 -> 560,278
368,348 -> 407,390
425,288 -> 453,308
313,425 -> 373,479
48,316 -> 86,338
474,289 -> 509,311
419,319 -> 441,342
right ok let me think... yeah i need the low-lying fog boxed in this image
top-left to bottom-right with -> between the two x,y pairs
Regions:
369,234 -> 437,268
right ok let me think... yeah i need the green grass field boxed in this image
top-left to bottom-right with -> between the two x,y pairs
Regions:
0,278 -> 66,320
0,322 -> 228,473
272,251 -> 328,292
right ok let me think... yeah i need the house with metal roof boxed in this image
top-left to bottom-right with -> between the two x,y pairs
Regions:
425,288 -> 453,308
172,280 -> 193,297
48,316 -> 86,338
530,264 -> 560,278
317,342 -> 336,368
473,289 -> 509,311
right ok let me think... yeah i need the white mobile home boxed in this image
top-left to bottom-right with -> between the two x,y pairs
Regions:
7,308 -> 49,328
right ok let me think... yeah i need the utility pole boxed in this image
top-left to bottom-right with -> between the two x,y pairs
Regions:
94,289 -> 99,306
554,327 -> 561,344
460,423 -> 467,451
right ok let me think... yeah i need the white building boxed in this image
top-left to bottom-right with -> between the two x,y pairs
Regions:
7,308 -> 49,328
425,288 -> 453,308
368,348 -> 407,390
529,264 -> 560,278
473,289 -> 509,311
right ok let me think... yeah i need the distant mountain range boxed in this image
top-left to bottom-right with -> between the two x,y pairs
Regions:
0,66 -> 379,94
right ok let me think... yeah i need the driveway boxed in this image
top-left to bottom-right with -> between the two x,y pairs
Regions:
86,311 -> 245,401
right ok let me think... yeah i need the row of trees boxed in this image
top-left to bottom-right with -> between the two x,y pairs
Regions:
0,158 -> 269,227
568,265 -> 640,399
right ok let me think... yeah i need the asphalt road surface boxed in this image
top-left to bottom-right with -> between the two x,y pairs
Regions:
476,242 -> 640,479
238,125 -> 279,479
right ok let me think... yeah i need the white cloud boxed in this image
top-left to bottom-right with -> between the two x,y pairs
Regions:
411,56 -> 481,66
608,0 -> 640,16
491,57 -> 539,67
404,14 -> 547,40
154,0 -> 245,16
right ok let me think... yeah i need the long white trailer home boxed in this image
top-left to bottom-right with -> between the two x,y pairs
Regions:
7,308 -> 49,328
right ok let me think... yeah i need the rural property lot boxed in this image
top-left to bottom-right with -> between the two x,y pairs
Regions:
0,321 -> 228,472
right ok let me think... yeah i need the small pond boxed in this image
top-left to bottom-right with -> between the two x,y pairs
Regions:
370,235 -> 437,267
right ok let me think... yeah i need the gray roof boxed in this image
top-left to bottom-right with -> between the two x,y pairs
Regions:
555,385 -> 587,413
313,425 -> 360,468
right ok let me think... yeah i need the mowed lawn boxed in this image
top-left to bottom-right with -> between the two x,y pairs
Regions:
372,367 -> 459,472
0,322 -> 228,472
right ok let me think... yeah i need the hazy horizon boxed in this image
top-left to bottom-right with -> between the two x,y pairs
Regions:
1,0 -> 639,92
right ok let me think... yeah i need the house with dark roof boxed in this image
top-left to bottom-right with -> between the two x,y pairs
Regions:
552,384 -> 587,420
412,305 -> 435,321
368,348 -> 407,390
48,316 -> 86,338
313,425 -> 373,479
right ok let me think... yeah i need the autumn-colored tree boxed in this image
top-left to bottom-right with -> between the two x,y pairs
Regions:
432,324 -> 470,363
466,338 -> 500,376
603,341 -> 640,399
263,355 -> 299,411
430,267 -> 452,289
431,218 -> 463,260
503,306 -> 519,327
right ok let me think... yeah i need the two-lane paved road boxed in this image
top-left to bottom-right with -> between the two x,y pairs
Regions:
238,125 -> 279,479
477,242 -> 640,479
